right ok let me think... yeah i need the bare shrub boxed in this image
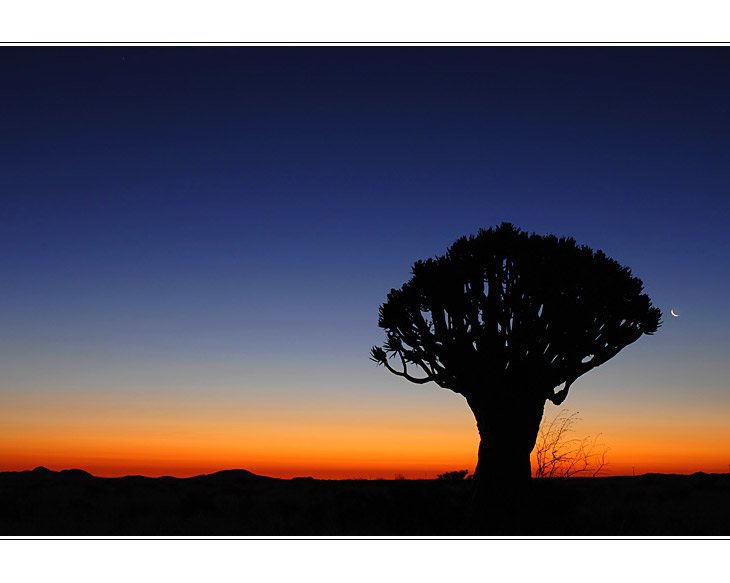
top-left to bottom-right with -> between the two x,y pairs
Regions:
533,409 -> 609,478
437,470 -> 470,480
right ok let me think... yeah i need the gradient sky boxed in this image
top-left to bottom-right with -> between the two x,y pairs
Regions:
2,46 -> 729,478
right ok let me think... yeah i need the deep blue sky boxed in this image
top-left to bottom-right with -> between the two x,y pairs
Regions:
2,47 -> 729,476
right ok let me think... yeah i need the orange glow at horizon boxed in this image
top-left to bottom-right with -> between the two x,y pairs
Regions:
0,388 -> 479,479
2,388 -> 729,479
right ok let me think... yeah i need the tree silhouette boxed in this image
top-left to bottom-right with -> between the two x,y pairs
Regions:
371,223 -> 660,486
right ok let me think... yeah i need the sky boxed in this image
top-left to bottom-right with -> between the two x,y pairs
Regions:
1,46 -> 729,478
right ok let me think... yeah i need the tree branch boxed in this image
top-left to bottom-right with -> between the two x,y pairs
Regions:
547,377 -> 573,405
380,351 -> 434,385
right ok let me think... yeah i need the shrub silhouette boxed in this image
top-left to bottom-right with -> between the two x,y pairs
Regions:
371,223 -> 660,487
438,470 -> 470,480
533,409 -> 609,478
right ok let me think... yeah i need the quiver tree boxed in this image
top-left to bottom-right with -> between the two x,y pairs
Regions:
371,223 -> 660,485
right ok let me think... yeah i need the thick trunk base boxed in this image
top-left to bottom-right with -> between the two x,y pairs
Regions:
466,395 -> 546,533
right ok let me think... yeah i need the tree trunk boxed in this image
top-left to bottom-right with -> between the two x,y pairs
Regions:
467,392 -> 546,484
465,390 -> 546,533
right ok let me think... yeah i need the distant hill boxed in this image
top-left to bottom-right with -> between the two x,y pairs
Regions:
2,466 -> 95,480
190,469 -> 278,481
1,466 -> 273,481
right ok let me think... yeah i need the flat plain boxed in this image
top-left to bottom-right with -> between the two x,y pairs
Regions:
2,467 -> 729,536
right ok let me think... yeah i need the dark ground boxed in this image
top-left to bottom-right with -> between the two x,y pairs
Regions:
2,467 -> 729,536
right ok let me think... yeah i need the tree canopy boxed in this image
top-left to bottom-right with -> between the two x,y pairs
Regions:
372,223 -> 660,405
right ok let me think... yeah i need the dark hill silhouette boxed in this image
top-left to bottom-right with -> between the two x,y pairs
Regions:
1,467 -> 729,535
6,467 -> 93,481
59,469 -> 94,479
191,469 -> 277,481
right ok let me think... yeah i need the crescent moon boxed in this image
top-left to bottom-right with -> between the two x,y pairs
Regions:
670,309 -> 679,317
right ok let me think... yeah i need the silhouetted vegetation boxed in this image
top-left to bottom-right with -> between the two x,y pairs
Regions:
534,409 -> 609,478
438,470 -> 470,480
371,223 -> 660,490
